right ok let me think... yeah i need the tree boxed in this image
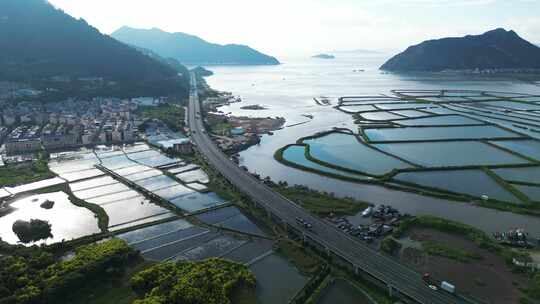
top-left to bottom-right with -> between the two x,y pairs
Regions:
12,219 -> 53,243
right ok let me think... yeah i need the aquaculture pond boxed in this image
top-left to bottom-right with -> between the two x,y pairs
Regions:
374,141 -> 529,167
488,140 -> 540,161
360,111 -> 403,121
365,125 -> 521,142
511,184 -> 540,202
86,190 -> 141,205
337,105 -> 376,113
250,253 -> 309,304
114,164 -> 153,176
135,155 -> 180,168
175,169 -> 210,184
394,170 -> 523,204
99,197 -> 170,228
170,192 -> 227,213
133,175 -> 178,191
124,169 -> 163,182
72,182 -> 131,200
4,177 -> 66,195
480,101 -> 540,111
491,167 -> 540,184
375,103 -> 432,110
391,109 -> 430,118
69,176 -> 117,192
177,235 -> 248,261
125,150 -> 162,160
116,219 -> 193,244
59,168 -> 104,182
154,184 -> 195,200
0,192 -> 99,245
394,115 -> 485,126
281,145 -> 368,180
302,132 -> 411,175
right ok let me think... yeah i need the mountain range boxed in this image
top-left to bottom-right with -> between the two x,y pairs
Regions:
0,0 -> 189,98
112,27 -> 280,66
380,28 -> 540,72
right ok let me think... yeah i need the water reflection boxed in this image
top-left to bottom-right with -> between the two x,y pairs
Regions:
0,192 -> 99,245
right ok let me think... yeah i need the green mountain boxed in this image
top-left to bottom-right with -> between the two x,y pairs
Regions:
112,26 -> 280,65
380,28 -> 540,72
0,0 -> 189,98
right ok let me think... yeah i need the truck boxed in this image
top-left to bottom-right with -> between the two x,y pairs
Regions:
440,281 -> 455,294
423,273 -> 455,294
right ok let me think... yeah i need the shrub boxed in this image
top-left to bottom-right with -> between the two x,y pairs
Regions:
131,258 -> 256,304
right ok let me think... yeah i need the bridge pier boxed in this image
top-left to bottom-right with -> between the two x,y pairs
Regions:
388,284 -> 394,298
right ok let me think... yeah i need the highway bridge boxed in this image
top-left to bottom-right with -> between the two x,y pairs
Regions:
187,72 -> 472,304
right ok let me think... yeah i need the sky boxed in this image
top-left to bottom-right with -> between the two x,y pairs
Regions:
47,0 -> 540,58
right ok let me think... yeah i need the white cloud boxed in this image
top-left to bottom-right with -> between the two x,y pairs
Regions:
47,0 -> 540,57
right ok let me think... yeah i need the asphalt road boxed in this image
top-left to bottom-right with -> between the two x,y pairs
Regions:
187,73 -> 470,304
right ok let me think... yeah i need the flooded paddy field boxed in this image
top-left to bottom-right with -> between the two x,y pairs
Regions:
0,191 -> 99,245
0,142 -> 232,247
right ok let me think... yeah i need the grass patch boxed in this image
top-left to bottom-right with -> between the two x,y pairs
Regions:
137,103 -> 185,132
277,240 -> 321,275
0,154 -> 55,187
210,121 -> 233,135
421,240 -> 483,263
275,184 -> 369,217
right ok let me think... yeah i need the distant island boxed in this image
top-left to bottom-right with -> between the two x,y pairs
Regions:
240,104 -> 267,110
380,28 -> 540,72
312,54 -> 335,59
112,26 -> 280,65
333,49 -> 383,54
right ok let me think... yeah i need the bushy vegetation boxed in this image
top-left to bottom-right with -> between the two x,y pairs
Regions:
12,219 -> 52,244
0,156 -> 54,187
527,273 -> 540,299
138,104 -> 185,132
275,184 -> 369,216
393,216 -> 497,250
130,258 -> 256,304
380,236 -> 401,255
421,240 -> 482,263
0,239 -> 138,304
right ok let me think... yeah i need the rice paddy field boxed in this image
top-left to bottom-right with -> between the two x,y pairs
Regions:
0,143 -> 229,243
277,90 -> 540,206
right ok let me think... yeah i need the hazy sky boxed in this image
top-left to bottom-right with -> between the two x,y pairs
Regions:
48,0 -> 540,58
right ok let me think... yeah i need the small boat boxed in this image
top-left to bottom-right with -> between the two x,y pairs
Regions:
361,206 -> 374,217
